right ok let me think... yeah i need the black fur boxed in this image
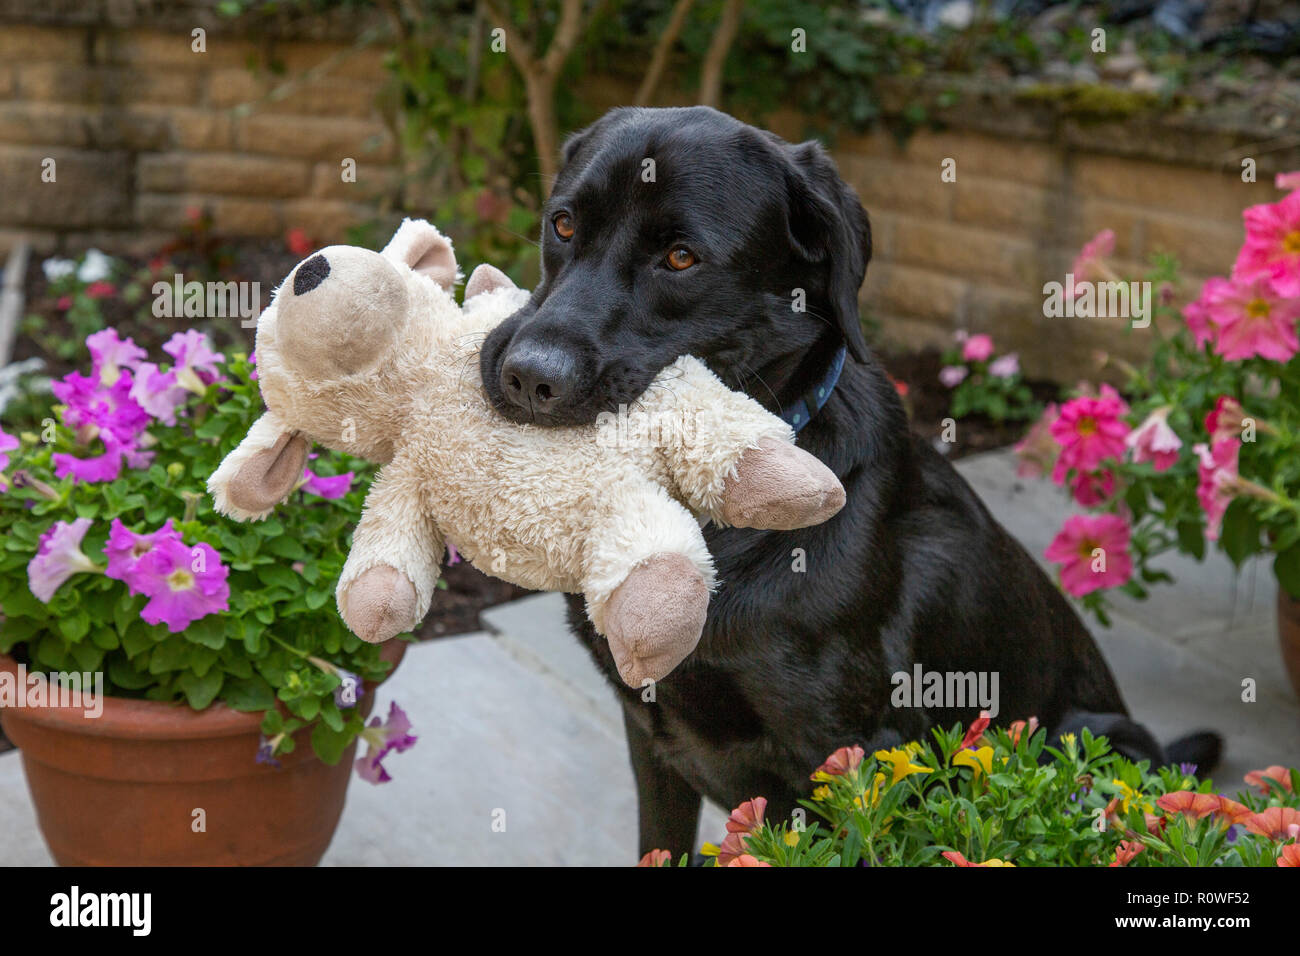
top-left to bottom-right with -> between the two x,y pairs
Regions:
479,106 -> 1220,857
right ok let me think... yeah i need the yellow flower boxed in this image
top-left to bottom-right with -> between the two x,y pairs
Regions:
874,747 -> 933,784
953,746 -> 995,776
852,772 -> 887,809
811,770 -> 836,784
903,741 -> 925,757
1112,779 -> 1154,815
784,830 -> 801,847
980,858 -> 1016,867
700,842 -> 721,857
812,785 -> 831,802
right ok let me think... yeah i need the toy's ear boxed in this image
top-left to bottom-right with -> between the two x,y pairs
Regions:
464,263 -> 518,301
207,412 -> 310,522
380,218 -> 459,291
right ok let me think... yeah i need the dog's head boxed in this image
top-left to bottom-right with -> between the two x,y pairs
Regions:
480,106 -> 872,426
254,218 -> 461,461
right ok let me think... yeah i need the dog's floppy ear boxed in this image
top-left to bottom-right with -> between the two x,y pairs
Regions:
780,140 -> 872,364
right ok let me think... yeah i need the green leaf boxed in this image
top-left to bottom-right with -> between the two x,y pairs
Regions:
184,615 -> 227,649
257,564 -> 302,591
223,675 -> 277,712
1220,500 -> 1260,567
1175,520 -> 1205,562
178,668 -> 224,709
311,720 -> 352,765
1276,542 -> 1300,600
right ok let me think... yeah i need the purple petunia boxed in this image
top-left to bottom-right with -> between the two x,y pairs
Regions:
86,328 -> 146,386
27,518 -> 100,602
130,534 -> 230,633
164,330 -> 225,394
300,468 -> 354,499
355,702 -> 418,784
129,362 -> 190,426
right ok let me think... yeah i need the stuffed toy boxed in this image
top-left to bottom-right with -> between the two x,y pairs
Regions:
207,219 -> 844,686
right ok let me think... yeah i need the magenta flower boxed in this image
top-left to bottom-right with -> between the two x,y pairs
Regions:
1193,439 -> 1240,542
86,328 -> 146,386
1015,402 -> 1060,479
1205,396 -> 1247,446
0,428 -> 18,485
300,468 -> 354,499
1045,513 -> 1133,597
1049,388 -> 1129,483
1182,289 -> 1216,350
939,365 -> 968,388
52,446 -> 126,484
1277,171 -> 1300,192
104,518 -> 175,587
163,330 -> 225,394
1235,191 -> 1300,297
1071,229 -> 1116,288
356,702 -> 418,784
28,518 -> 101,602
85,280 -> 117,300
446,541 -> 462,566
989,352 -> 1020,378
1071,468 -> 1116,507
129,362 -> 190,426
131,535 -> 230,632
1126,406 -> 1181,472
1197,274 -> 1300,362
961,334 -> 995,363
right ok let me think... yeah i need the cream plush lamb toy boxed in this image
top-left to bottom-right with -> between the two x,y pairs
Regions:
207,219 -> 844,686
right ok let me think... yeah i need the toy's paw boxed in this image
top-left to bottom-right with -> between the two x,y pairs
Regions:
338,565 -> 419,644
720,437 -> 845,530
604,553 -> 708,687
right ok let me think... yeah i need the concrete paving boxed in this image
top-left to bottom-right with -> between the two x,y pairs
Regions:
1,450 -> 1295,866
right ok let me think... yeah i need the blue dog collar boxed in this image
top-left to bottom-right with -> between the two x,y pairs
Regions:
781,345 -> 847,433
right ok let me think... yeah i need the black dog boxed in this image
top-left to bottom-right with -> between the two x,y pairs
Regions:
480,106 -> 1219,857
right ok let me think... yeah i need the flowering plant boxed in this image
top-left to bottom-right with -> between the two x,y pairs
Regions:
641,716 -> 1300,867
939,331 -> 1040,423
1018,175 -> 1300,621
0,320 -> 415,777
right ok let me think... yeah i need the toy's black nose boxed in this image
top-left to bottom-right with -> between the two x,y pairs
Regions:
293,254 -> 330,295
500,343 -> 575,414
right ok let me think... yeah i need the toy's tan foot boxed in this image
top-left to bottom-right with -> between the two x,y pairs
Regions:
720,437 -> 846,530
338,565 -> 419,644
604,553 -> 709,687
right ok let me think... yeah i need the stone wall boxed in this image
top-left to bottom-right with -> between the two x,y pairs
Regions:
2,6 -> 1298,380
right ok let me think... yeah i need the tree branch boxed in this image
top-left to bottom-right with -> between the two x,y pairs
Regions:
635,0 -> 696,106
699,0 -> 743,108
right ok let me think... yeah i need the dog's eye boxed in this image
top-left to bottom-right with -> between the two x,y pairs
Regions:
552,213 -> 575,241
666,246 -> 697,271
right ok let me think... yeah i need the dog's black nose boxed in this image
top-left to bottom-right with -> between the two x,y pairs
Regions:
500,344 -> 575,413
293,254 -> 330,295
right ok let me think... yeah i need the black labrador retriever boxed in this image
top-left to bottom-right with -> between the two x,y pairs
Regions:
479,106 -> 1219,857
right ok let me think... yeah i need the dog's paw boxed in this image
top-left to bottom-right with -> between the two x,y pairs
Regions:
604,553 -> 708,687
338,565 -> 419,644
719,437 -> 845,530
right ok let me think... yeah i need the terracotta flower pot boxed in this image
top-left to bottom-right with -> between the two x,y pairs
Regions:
1280,589 -> 1300,700
0,640 -> 405,866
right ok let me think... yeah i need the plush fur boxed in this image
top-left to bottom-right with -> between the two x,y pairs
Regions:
207,219 -> 847,686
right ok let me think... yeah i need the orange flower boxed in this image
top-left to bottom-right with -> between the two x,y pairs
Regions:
637,849 -> 672,867
1008,716 -> 1040,746
727,854 -> 772,867
1213,797 -> 1254,827
1156,790 -> 1224,820
1278,844 -> 1300,867
725,797 -> 767,836
942,850 -> 1014,867
1244,765 -> 1294,795
1109,840 -> 1145,867
716,832 -> 749,867
960,711 -> 992,750
1245,807 -> 1300,841
812,745 -> 865,780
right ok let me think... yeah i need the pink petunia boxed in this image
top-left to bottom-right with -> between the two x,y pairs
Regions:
1235,191 -> 1300,297
300,468 -> 354,499
1044,513 -> 1133,597
163,330 -> 225,394
27,518 -> 100,602
129,362 -> 190,426
1071,229 -> 1116,290
961,334 -> 995,363
52,445 -> 125,484
1205,396 -> 1246,446
86,328 -> 145,386
1014,403 -> 1059,479
356,702 -> 418,784
85,280 -> 117,300
989,352 -> 1020,379
1071,468 -> 1116,507
104,518 -> 178,588
1049,389 -> 1129,484
1182,289 -> 1216,350
1126,406 -> 1181,472
939,365 -> 968,388
130,535 -> 230,632
1198,274 -> 1300,362
1277,171 -> 1300,192
0,427 -> 18,473
1193,439 -> 1240,542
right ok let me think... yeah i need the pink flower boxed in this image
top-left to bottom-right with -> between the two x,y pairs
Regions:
1198,275 -> 1300,362
1070,468 -> 1116,507
301,468 -> 354,499
1277,171 -> 1300,192
960,711 -> 992,750
1235,191 -> 1300,297
989,352 -> 1020,378
1205,396 -> 1246,445
104,518 -> 175,588
163,330 -> 225,394
285,228 -> 314,258
86,328 -> 145,386
1125,406 -> 1181,472
961,334 -> 994,363
811,745 -> 865,779
27,518 -> 100,602
1049,388 -> 1129,483
356,702 -> 418,784
129,363 -> 190,426
130,535 -> 230,632
0,427 -> 18,473
85,280 -> 117,300
1193,439 -> 1240,542
1071,229 -> 1116,288
1014,403 -> 1059,479
637,849 -> 672,867
725,797 -> 767,837
52,446 -> 125,484
726,854 -> 772,867
1044,513 -> 1133,597
1182,291 -> 1215,350
939,365 -> 968,388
